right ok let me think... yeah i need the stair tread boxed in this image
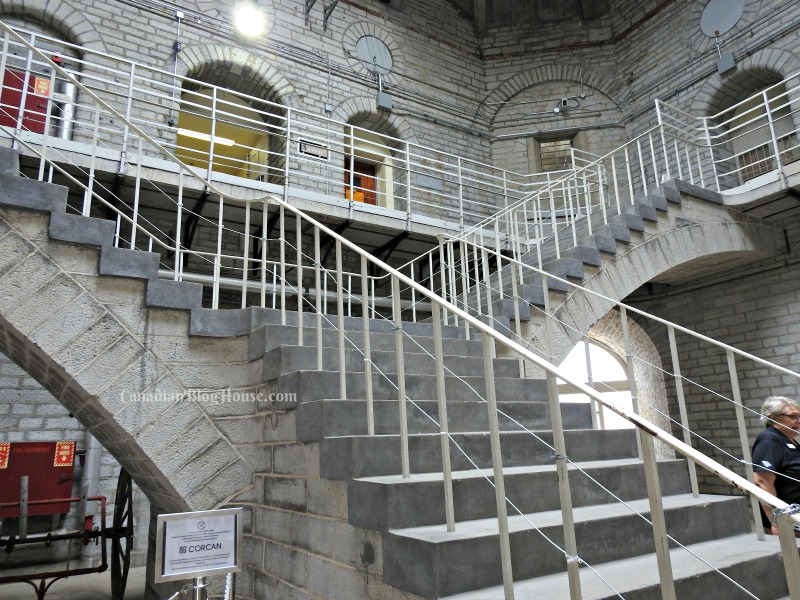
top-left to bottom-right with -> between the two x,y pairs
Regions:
356,457 -> 683,484
391,493 -> 740,541
442,533 -> 791,600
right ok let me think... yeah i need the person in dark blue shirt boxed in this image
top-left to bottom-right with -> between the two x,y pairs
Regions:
752,395 -> 800,534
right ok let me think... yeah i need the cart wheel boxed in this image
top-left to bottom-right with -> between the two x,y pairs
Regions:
110,468 -> 133,600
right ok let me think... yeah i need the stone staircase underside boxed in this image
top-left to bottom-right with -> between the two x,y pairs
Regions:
0,145 -> 792,600
479,180 -> 783,364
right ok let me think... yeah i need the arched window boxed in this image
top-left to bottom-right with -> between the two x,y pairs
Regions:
558,341 -> 633,429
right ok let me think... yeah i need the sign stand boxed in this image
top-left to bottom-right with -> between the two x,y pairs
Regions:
155,507 -> 242,598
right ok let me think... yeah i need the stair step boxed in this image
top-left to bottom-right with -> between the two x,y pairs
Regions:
191,305 -> 469,339
442,533 -> 791,600
276,370 -> 549,404
384,494 -> 750,598
348,458 -> 690,531
249,323 -> 485,358
319,429 -> 638,479
263,344 -> 521,381
296,399 -> 593,441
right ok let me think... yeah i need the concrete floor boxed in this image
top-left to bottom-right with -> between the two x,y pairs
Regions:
0,566 -> 147,600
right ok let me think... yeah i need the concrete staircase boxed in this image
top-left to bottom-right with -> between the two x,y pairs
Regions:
254,313 -> 790,599
0,145 -> 791,599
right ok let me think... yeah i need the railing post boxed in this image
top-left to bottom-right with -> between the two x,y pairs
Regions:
130,136 -> 143,249
639,429 -> 677,600
655,99 -> 671,181
405,141 -> 412,226
620,306 -> 643,458
212,195 -> 223,310
481,330 -> 515,600
206,86 -> 218,178
314,227 -> 323,370
775,513 -> 800,598
12,33 -> 35,149
762,89 -> 786,182
667,326 -> 699,496
546,369 -> 582,600
284,108 -> 292,200
431,301 -> 455,532
37,66 -> 57,180
362,255 -> 374,435
280,204 -> 286,324
241,203 -> 251,308
391,277 -> 410,478
702,116 -> 719,191
174,170 -> 184,281
459,239 -> 471,340
118,62 -> 135,176
336,239 -> 347,399
438,237 -> 449,325
457,157 -> 465,233
261,203 -> 269,308
296,213 -> 304,345
726,349 -> 765,541
83,108 -> 101,216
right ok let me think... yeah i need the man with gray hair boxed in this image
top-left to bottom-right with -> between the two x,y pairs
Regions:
752,395 -> 800,534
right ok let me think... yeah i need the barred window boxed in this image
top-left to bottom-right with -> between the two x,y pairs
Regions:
539,139 -> 573,172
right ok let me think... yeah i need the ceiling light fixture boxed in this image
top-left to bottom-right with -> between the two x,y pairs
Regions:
233,2 -> 266,38
177,128 -> 235,147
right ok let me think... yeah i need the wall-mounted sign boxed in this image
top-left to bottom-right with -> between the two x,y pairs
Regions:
155,507 -> 242,583
298,139 -> 329,161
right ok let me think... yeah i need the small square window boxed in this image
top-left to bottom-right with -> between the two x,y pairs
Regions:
540,139 -> 573,172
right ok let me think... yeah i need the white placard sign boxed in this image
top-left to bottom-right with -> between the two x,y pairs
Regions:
155,507 -> 242,583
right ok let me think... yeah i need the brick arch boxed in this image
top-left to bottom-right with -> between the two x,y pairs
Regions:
589,310 -> 672,458
688,48 -> 800,115
332,97 -> 419,147
536,218 -> 780,367
0,208 -> 255,519
176,43 -> 296,108
0,0 -> 104,50
481,63 -> 626,123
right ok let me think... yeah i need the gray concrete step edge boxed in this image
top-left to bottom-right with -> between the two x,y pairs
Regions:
348,458 -> 690,531
441,533 -> 792,600
295,399 -> 593,441
383,494 -> 751,597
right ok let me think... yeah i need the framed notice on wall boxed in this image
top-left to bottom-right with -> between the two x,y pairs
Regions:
155,507 -> 243,583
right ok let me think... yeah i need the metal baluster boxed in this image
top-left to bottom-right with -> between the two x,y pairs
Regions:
212,195 -> 223,310
314,227 -> 323,369
130,136 -> 143,249
667,325 -> 699,496
280,204 -> 286,324
174,170 -> 184,281
482,330 -> 515,600
546,368 -> 582,600
640,429 -> 677,600
336,239 -> 346,399
297,213 -> 304,345
362,255 -> 374,436
241,203 -> 251,309
392,277 -> 410,478
431,301 -> 455,532
726,349 -> 764,541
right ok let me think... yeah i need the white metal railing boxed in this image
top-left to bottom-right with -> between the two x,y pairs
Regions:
0,23 -> 578,234
2,19 -> 800,600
